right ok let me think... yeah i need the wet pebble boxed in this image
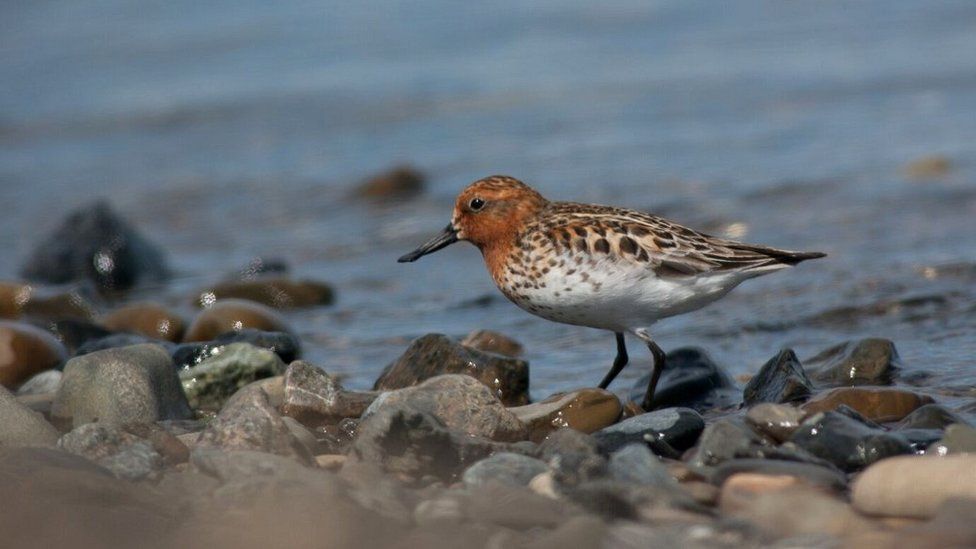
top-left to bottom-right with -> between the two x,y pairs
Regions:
806,338 -> 901,386
375,333 -> 529,406
0,385 -> 60,447
509,388 -> 621,442
742,349 -> 813,405
459,329 -> 524,358
364,374 -> 527,442
172,328 -> 301,369
789,411 -> 913,472
19,200 -> 169,293
607,444 -> 676,488
895,403 -> 971,430
801,386 -> 933,422
711,458 -> 846,491
631,347 -> 739,412
744,402 -> 807,442
179,343 -> 287,412
183,299 -> 292,342
281,360 -> 378,427
0,320 -> 68,389
593,407 -> 705,455
101,302 -> 184,342
462,452 -> 549,487
52,343 -> 192,429
686,419 -> 767,469
195,276 -> 335,309
852,455 -> 976,518
0,282 -> 99,322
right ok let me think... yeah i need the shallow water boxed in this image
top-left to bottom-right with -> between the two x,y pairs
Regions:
2,1 -> 975,410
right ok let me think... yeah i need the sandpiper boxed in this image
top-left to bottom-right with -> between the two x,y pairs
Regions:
398,176 -> 825,409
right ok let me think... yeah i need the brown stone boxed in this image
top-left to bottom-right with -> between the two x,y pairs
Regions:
0,284 -> 99,322
719,473 -> 804,513
801,386 -> 933,422
509,389 -> 622,442
315,454 -> 346,471
0,320 -> 68,389
183,299 -> 292,342
0,282 -> 30,319
194,277 -> 334,309
121,423 -> 190,466
904,155 -> 952,179
281,360 -> 378,427
460,329 -> 524,358
354,165 -> 425,200
851,455 -> 976,518
102,301 -> 185,342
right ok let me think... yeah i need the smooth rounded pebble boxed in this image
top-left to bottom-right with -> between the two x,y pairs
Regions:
852,455 -> 976,518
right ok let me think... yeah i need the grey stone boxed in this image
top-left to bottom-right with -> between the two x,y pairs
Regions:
631,347 -> 740,412
179,343 -> 286,411
280,360 -> 377,427
896,404 -> 971,430
807,338 -> 901,386
743,349 -> 814,405
789,411 -> 913,472
607,444 -> 676,488
745,402 -> 808,442
593,407 -> 704,454
931,424 -> 976,455
711,458 -> 847,491
52,343 -> 192,428
15,370 -> 62,396
58,423 -> 163,481
363,374 -> 527,442
0,385 -> 60,447
462,452 -> 549,487
537,428 -> 607,486
375,333 -> 529,406
686,420 -> 767,469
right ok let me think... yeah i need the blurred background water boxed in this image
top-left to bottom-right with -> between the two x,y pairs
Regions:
2,0 -> 975,404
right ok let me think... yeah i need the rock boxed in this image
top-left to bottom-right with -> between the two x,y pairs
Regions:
19,200 -> 169,293
801,386 -> 933,422
0,282 -> 100,322
789,411 -> 913,472
375,334 -> 529,406
413,496 -> 464,526
852,455 -> 976,518
462,453 -> 549,487
48,319 -> 112,354
281,360 -> 378,427
172,328 -> 301,369
742,349 -> 813,405
0,320 -> 68,388
630,347 -> 739,412
607,444 -> 676,488
0,281 -> 30,318
461,482 -> 576,530
354,165 -> 425,200
931,424 -> 976,455
234,256 -> 290,280
904,155 -> 952,179
16,369 -> 62,395
75,333 -> 165,356
364,374 -> 526,442
194,277 -> 335,309
349,407 -> 499,480
179,343 -> 286,412
195,380 -> 313,463
101,302 -> 184,342
121,422 -> 190,466
711,458 -> 847,491
745,402 -> 807,442
593,407 -> 705,455
537,428 -> 607,486
58,423 -> 163,481
509,389 -> 621,442
52,344 -> 191,428
806,338 -> 901,386
896,403 -> 971,430
460,329 -> 524,358
315,454 -> 346,471
0,385 -> 60,446
183,299 -> 292,342
686,420 -> 767,469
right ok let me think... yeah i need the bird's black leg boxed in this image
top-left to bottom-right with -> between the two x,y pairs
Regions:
598,332 -> 628,389
640,339 -> 666,411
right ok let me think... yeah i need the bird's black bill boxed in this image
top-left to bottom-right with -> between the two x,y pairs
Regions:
397,224 -> 459,262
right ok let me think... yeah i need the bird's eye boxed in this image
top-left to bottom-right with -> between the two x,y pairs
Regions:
469,197 -> 486,211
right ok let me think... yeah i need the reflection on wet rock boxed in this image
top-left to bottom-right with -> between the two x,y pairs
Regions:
179,343 -> 287,412
18,201 -> 169,294
801,386 -> 933,422
375,334 -> 529,406
183,299 -> 293,342
789,411 -> 912,472
195,277 -> 335,309
742,349 -> 813,405
0,320 -> 68,389
102,302 -> 185,342
631,347 -> 739,412
806,338 -> 901,386
508,389 -> 621,442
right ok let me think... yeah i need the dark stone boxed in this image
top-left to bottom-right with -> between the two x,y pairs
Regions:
49,319 -> 113,355
183,300 -> 293,343
462,453 -> 549,487
460,329 -> 524,358
896,404 -> 971,430
349,407 -> 500,481
537,428 -> 607,486
179,343 -> 287,412
355,165 -> 426,200
281,360 -> 378,427
742,349 -> 814,405
897,428 -> 944,451
0,320 -> 69,388
686,420 -> 767,469
607,444 -> 676,488
171,329 -> 300,370
234,256 -> 290,280
75,333 -> 170,356
593,407 -> 705,455
630,347 -> 739,412
375,334 -> 529,406
711,458 -> 847,491
19,200 -> 169,293
789,411 -> 913,472
801,386 -> 933,423
806,338 -> 901,386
